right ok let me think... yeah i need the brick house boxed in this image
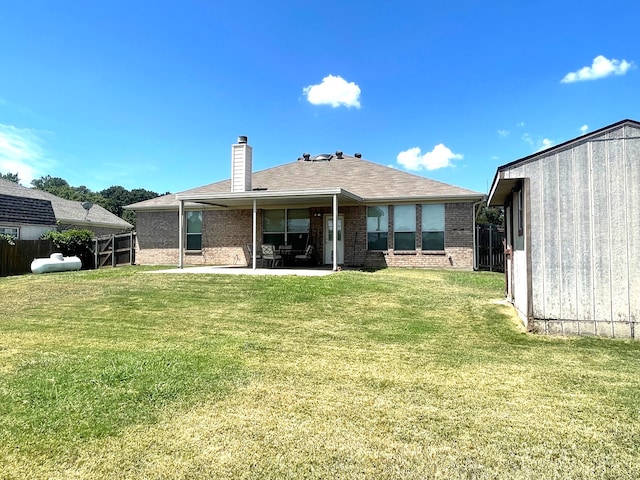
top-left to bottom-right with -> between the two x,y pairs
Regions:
126,136 -> 485,270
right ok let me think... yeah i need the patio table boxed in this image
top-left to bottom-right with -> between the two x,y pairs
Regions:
277,245 -> 293,266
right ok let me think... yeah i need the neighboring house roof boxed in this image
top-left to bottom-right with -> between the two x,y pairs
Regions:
0,194 -> 57,226
488,119 -> 640,206
128,154 -> 484,210
0,178 -> 133,230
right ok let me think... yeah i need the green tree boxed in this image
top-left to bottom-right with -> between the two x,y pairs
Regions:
31,174 -> 165,228
0,172 -> 20,183
99,186 -> 163,226
32,175 -> 107,208
476,201 -> 504,226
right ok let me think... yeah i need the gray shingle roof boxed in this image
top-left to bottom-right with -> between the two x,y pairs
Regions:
0,178 -> 133,229
0,194 -> 57,225
128,154 -> 483,209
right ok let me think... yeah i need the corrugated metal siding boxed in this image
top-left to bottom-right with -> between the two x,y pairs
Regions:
503,123 -> 640,334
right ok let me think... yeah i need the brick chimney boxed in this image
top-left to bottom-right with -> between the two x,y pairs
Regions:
231,135 -> 252,192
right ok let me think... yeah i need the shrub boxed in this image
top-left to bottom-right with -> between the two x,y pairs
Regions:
0,233 -> 16,246
41,229 -> 94,268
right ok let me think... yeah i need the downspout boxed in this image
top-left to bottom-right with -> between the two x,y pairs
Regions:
178,200 -> 184,269
472,199 -> 484,271
333,194 -> 338,271
252,199 -> 257,270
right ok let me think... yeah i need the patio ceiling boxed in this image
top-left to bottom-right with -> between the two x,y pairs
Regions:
175,187 -> 364,209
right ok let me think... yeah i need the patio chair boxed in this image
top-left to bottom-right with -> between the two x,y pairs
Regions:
247,244 -> 263,267
261,244 -> 282,268
294,245 -> 314,265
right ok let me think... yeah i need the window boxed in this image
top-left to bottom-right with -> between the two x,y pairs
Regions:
186,211 -> 202,250
517,187 -> 523,237
0,227 -> 18,238
367,206 -> 388,250
421,204 -> 445,250
393,205 -> 416,250
286,209 -> 310,250
263,208 -> 310,249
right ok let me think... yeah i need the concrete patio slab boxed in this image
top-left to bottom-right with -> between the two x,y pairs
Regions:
148,265 -> 336,276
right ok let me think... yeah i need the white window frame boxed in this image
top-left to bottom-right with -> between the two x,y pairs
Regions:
366,206 -> 389,250
393,204 -> 416,251
186,211 -> 202,251
0,226 -> 19,238
421,204 -> 445,251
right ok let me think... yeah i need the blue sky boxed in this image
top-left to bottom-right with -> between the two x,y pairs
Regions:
1,1 -> 638,195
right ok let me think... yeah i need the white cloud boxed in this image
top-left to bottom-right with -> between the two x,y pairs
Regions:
497,129 -> 509,138
516,122 -> 525,128
303,74 -> 361,108
522,132 -> 554,151
0,124 -> 53,185
561,55 -> 633,83
538,138 -> 554,151
396,144 -> 463,171
580,124 -> 589,133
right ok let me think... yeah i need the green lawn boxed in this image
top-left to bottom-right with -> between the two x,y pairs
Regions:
1,267 -> 639,479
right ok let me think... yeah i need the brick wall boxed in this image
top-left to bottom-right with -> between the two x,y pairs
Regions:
364,202 -> 475,270
134,201 -> 476,270
200,209 -> 256,265
135,209 -> 261,266
445,202 -> 474,248
134,210 -> 179,265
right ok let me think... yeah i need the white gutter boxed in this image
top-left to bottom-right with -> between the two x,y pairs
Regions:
176,187 -> 364,204
362,194 -> 485,204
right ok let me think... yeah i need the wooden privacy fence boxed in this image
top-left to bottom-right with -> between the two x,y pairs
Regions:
0,239 -> 54,277
476,224 -> 505,273
94,232 -> 135,268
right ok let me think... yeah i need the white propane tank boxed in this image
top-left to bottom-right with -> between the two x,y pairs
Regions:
31,253 -> 82,274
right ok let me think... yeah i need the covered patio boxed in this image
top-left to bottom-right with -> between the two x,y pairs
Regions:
175,188 -> 364,272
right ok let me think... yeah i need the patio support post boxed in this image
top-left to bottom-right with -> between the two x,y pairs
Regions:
178,199 -> 184,269
333,193 -> 338,271
252,199 -> 257,270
